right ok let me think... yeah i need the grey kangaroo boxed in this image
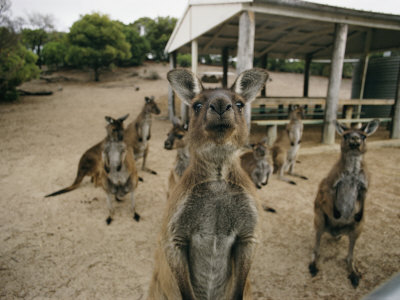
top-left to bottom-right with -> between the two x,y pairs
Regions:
124,96 -> 161,175
164,117 -> 190,197
308,119 -> 379,288
45,114 -> 129,197
271,105 -> 308,185
101,115 -> 140,225
148,68 -> 269,300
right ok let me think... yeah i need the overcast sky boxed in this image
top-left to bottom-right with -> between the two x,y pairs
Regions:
9,0 -> 400,32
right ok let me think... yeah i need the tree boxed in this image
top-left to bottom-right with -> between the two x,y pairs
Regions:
0,27 -> 40,101
20,13 -> 55,68
119,23 -> 150,66
42,40 -> 68,70
66,13 -> 131,81
133,16 -> 177,61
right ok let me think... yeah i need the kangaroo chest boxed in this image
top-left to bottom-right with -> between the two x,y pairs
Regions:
172,180 -> 257,299
106,174 -> 132,198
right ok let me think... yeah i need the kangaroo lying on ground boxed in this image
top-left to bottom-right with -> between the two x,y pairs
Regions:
124,96 -> 161,175
240,136 -> 273,189
101,115 -> 140,225
148,68 -> 268,300
271,105 -> 308,185
308,119 -> 379,288
164,117 -> 190,198
45,114 -> 129,197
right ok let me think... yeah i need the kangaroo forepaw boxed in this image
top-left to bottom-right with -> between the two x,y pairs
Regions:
309,262 -> 319,277
138,177 -> 144,182
289,180 -> 296,185
133,213 -> 141,222
256,184 -> 262,189
301,175 -> 308,180
106,217 -> 113,225
354,211 -> 363,222
150,170 -> 157,175
349,271 -> 361,288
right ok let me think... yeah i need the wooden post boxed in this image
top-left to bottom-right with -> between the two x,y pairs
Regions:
261,53 -> 268,97
168,51 -> 177,122
237,10 -> 255,130
303,54 -> 311,97
222,47 -> 229,88
356,30 -> 372,122
323,23 -> 348,144
391,66 -> 400,139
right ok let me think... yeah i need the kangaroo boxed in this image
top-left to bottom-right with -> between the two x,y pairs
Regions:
271,105 -> 308,185
308,119 -> 379,288
240,137 -> 273,189
101,115 -> 140,225
45,114 -> 129,197
164,117 -> 190,197
148,68 -> 269,300
124,96 -> 161,175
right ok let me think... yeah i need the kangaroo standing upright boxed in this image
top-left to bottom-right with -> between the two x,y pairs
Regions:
148,68 -> 269,300
124,96 -> 161,175
164,117 -> 190,197
271,105 -> 308,185
308,119 -> 379,288
101,115 -> 140,225
45,114 -> 129,197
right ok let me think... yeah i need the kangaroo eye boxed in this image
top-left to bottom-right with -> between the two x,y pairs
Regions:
235,101 -> 244,111
193,102 -> 203,112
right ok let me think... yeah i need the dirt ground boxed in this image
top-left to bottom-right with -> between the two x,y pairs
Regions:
0,63 -> 399,299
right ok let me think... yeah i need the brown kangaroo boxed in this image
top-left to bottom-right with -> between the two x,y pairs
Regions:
240,137 -> 273,189
101,115 -> 140,225
124,96 -> 161,175
308,119 -> 379,288
148,68 -> 269,300
271,105 -> 308,185
164,117 -> 189,198
45,114 -> 129,197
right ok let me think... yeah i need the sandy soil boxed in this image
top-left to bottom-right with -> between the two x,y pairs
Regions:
0,63 -> 399,299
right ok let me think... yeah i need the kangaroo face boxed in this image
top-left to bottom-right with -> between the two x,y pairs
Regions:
335,119 -> 380,155
105,114 -> 129,142
289,105 -> 304,120
144,96 -> 161,115
189,89 -> 248,147
252,141 -> 267,160
164,123 -> 187,150
167,68 -> 269,152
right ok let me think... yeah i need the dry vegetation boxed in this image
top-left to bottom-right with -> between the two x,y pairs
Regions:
0,63 -> 399,299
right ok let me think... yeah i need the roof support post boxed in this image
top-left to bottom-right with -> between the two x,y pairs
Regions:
303,54 -> 312,97
391,66 -> 400,139
222,47 -> 229,88
168,51 -> 177,122
261,53 -> 268,97
237,10 -> 255,131
323,23 -> 348,144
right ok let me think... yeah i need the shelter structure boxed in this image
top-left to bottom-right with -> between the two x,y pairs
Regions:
165,0 -> 400,144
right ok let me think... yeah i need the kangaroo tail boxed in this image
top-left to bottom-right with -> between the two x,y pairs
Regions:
45,183 -> 82,197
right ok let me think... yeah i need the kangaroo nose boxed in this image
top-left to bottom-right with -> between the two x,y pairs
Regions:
164,140 -> 172,149
209,99 -> 232,116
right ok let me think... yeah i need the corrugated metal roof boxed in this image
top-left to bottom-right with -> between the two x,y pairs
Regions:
166,0 -> 400,59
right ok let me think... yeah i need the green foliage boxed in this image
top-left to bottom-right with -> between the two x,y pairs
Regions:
42,40 -> 68,69
0,28 -> 40,101
66,13 -> 131,81
177,53 -> 191,67
133,16 -> 177,61
21,28 -> 48,67
119,23 -> 150,66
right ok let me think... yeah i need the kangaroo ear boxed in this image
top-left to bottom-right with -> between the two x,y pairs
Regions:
118,114 -> 129,122
361,119 -> 379,136
334,120 -> 349,136
167,69 -> 203,106
231,68 -> 269,103
145,96 -> 150,103
105,116 -> 114,124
